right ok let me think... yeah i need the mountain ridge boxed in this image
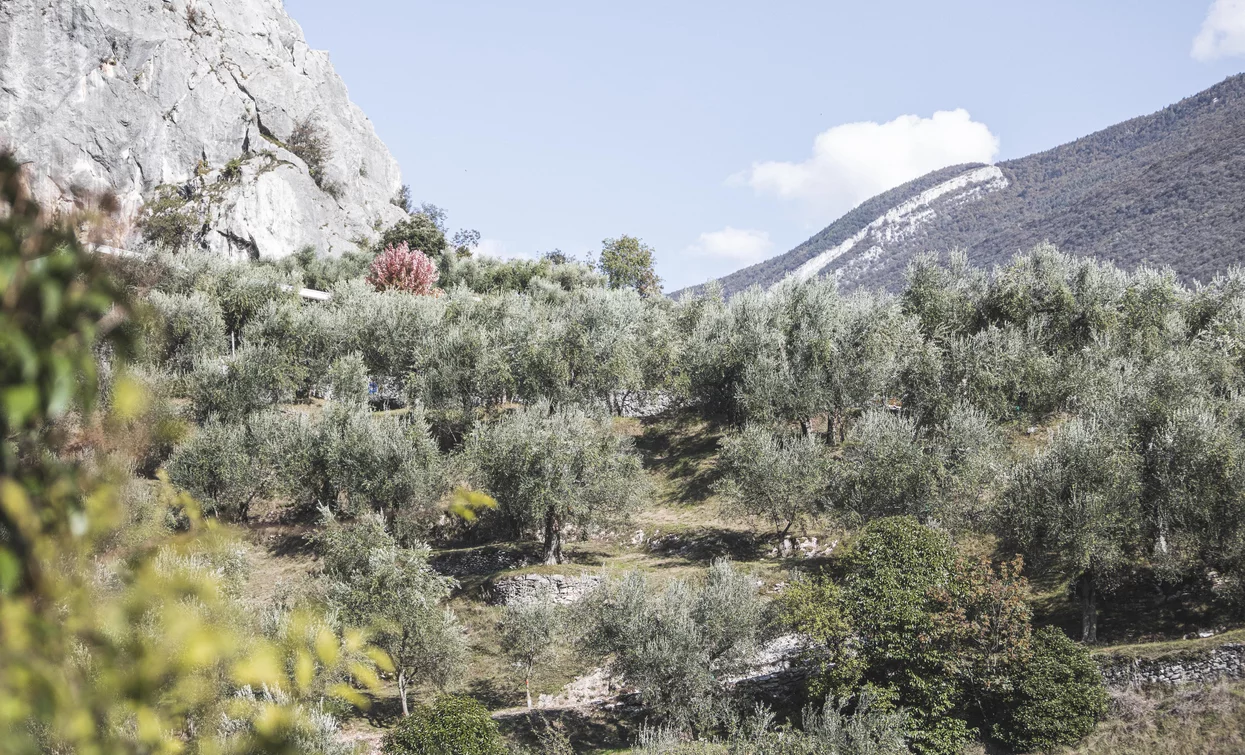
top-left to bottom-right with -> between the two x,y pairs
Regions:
681,74 -> 1245,297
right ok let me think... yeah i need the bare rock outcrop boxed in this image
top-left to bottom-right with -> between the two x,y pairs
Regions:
0,0 -> 406,258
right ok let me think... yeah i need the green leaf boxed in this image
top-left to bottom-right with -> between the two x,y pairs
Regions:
2,384 -> 39,427
0,548 -> 20,595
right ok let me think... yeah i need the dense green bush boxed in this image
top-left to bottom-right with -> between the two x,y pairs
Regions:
989,627 -> 1108,752
378,212 -> 448,258
786,518 -> 1037,755
381,696 -> 503,755
599,234 -> 661,296
836,518 -> 971,755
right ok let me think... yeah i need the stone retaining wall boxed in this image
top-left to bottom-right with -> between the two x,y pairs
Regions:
486,573 -> 603,606
430,547 -> 532,577
1097,642 -> 1245,688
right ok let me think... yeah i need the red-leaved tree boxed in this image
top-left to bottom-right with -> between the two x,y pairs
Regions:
366,242 -> 442,295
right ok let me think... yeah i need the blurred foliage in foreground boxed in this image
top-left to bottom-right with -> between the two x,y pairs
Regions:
0,153 -> 387,754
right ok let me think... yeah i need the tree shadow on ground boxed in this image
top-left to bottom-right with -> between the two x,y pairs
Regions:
496,706 -> 640,752
646,527 -> 769,565
360,694 -> 404,728
467,677 -> 513,711
1026,564 -> 1232,646
634,411 -> 726,505
251,524 -> 317,558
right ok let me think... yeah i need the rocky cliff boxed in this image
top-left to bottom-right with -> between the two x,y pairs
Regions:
0,0 -> 407,259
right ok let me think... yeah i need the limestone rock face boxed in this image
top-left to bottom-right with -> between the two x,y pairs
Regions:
0,0 -> 407,259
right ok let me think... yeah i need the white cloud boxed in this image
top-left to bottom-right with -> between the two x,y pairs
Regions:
737,109 -> 999,220
687,227 -> 774,264
1193,0 -> 1245,61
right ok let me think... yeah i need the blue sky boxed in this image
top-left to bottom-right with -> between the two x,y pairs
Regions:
285,0 -> 1245,291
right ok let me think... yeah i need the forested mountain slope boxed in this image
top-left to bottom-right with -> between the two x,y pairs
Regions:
684,74 -> 1245,297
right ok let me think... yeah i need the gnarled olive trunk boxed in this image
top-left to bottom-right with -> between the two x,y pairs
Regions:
1079,570 -> 1098,643
543,508 -> 564,565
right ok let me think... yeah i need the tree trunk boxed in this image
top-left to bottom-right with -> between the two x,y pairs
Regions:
543,509 -> 564,565
398,669 -> 410,717
799,418 -> 810,438
525,663 -> 533,710
1079,571 -> 1098,644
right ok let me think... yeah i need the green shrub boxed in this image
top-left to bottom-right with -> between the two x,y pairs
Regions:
137,186 -> 198,251
378,212 -> 448,257
382,696 -> 503,755
287,115 -> 334,192
990,627 -> 1107,752
794,517 -> 1032,755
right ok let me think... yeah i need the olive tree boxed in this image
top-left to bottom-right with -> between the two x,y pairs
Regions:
326,351 -> 370,405
498,594 -> 562,709
294,404 -> 443,527
466,405 -> 649,564
317,512 -> 466,717
578,560 -> 764,730
243,299 -> 348,398
1004,418 -> 1142,642
144,290 -> 227,373
836,411 -> 941,523
517,288 -> 648,412
737,280 -> 840,434
188,343 -> 304,421
677,286 -> 773,422
715,424 -> 829,538
818,292 -> 913,444
167,417 -> 273,522
408,294 -> 519,417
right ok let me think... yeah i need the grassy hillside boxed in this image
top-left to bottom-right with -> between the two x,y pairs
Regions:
233,408 -> 1245,754
688,74 -> 1245,295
